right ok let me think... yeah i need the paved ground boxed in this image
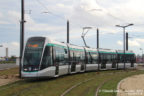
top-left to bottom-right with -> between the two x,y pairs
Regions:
0,64 -> 18,70
136,63 -> 144,70
117,74 -> 144,96
117,64 -> 144,96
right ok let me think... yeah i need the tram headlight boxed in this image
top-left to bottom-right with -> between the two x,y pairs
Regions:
34,68 -> 38,71
24,68 -> 28,71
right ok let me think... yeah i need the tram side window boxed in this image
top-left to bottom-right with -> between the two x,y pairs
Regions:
100,53 -> 107,65
101,53 -> 107,62
87,52 -> 92,64
111,54 -> 115,62
55,47 -> 66,65
117,54 -> 121,63
125,54 -> 132,63
125,54 -> 128,62
74,51 -> 81,62
100,53 -> 104,61
73,50 -> 85,64
128,54 -> 135,63
91,52 -> 98,64
113,54 -> 117,62
107,54 -> 112,63
70,50 -> 74,61
80,51 -> 85,63
40,46 -> 53,70
131,54 -> 136,62
100,53 -> 104,63
119,54 -> 124,63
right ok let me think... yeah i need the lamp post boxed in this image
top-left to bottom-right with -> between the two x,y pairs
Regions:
116,23 -> 134,70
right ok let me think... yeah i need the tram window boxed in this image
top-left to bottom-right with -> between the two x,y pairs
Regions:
23,38 -> 45,67
106,54 -> 111,63
55,47 -> 65,65
100,53 -> 103,60
119,54 -> 123,63
70,50 -> 74,60
40,46 -> 52,70
87,52 -> 92,64
73,50 -> 81,63
125,54 -> 131,63
90,52 -> 98,64
80,52 -> 85,63
80,52 -> 85,61
64,48 -> 67,54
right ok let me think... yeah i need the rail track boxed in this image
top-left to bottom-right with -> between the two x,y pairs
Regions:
0,69 -> 143,96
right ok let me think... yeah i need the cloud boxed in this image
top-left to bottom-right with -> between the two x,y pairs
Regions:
117,41 -> 123,46
0,12 -> 3,18
135,38 -> 144,43
0,12 -> 10,24
7,11 -> 20,24
0,21 -> 10,24
11,42 -> 19,47
117,38 -> 143,47
28,23 -> 65,32
1,0 -> 144,56
129,40 -> 140,47
6,11 -> 65,32
0,42 -> 19,57
67,0 -> 144,35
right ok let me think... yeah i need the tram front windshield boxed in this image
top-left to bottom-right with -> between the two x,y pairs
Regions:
23,37 -> 45,72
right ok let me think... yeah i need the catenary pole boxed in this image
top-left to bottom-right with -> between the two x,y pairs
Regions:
97,28 -> 99,49
20,0 -> 25,78
126,32 -> 128,50
67,20 -> 69,43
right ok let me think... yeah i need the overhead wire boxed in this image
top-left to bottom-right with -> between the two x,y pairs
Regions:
95,0 -> 127,23
35,0 -> 65,20
36,0 -> 85,29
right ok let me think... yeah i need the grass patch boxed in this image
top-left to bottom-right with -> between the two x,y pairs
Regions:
98,70 -> 144,96
0,69 -> 144,96
0,61 -> 16,64
0,67 -> 19,76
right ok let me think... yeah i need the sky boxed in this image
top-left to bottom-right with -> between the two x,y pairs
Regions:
0,0 -> 144,57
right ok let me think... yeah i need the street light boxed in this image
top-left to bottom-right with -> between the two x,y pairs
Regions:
116,23 -> 134,70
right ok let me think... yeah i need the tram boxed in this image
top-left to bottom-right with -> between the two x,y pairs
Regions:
22,37 -> 136,78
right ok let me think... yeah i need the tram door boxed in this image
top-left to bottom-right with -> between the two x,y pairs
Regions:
81,52 -> 85,71
71,51 -> 76,72
112,54 -> 117,68
53,47 -> 59,76
100,53 -> 106,69
81,63 -> 85,71
55,64 -> 59,75
112,63 -> 116,68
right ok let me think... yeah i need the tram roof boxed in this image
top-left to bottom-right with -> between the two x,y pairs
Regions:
84,47 -> 98,52
46,37 -> 67,47
117,50 -> 134,54
98,48 -> 116,54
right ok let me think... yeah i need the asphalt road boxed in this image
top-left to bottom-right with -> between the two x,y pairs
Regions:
0,64 -> 18,70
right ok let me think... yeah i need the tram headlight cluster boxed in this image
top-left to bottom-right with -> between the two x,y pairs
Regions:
34,68 -> 38,71
24,68 -> 28,71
